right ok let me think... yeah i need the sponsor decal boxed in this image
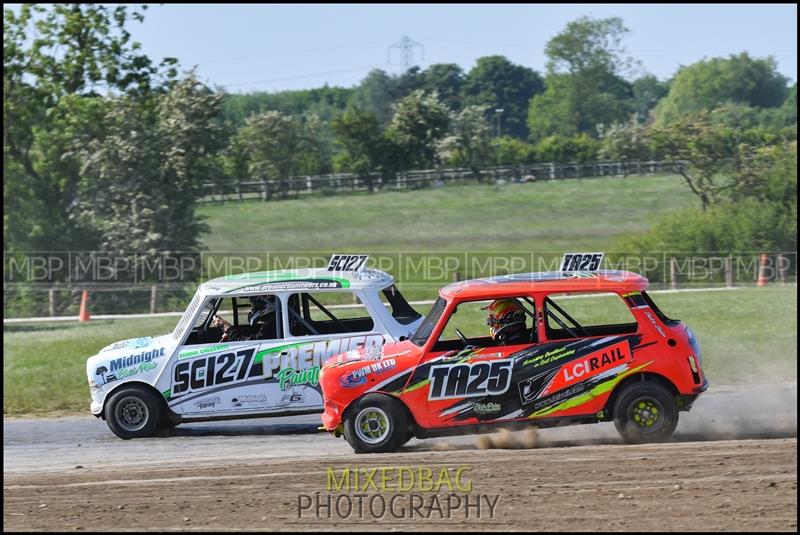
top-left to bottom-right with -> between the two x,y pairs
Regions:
239,280 -> 344,292
116,360 -> 158,380
172,346 -> 259,396
110,337 -> 152,351
521,346 -> 576,368
473,402 -> 501,415
276,366 -> 320,391
108,347 -> 166,373
428,359 -> 514,400
643,310 -> 667,337
278,389 -> 306,406
231,394 -> 268,408
262,335 -> 385,383
517,370 -> 558,406
193,396 -> 221,409
179,344 -> 230,359
95,347 -> 165,385
327,254 -> 368,272
561,252 -> 604,272
538,340 -> 632,398
528,383 -> 586,411
339,359 -> 397,388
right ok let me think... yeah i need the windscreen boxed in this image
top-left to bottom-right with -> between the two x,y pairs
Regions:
172,290 -> 204,341
410,297 -> 447,346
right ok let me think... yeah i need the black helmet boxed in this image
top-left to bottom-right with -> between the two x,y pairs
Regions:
248,296 -> 277,325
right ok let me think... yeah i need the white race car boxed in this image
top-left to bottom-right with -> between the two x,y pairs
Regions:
86,255 -> 423,438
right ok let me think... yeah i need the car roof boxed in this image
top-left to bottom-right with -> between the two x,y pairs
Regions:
198,268 -> 395,296
440,270 -> 648,300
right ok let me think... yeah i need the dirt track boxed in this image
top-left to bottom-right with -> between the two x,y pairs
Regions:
4,384 -> 798,531
3,437 -> 797,532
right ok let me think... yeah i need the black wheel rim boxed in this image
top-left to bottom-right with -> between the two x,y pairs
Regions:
115,396 -> 149,432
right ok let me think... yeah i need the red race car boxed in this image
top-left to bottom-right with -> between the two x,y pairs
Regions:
320,260 -> 708,453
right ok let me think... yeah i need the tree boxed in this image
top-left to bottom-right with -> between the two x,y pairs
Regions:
648,112 -> 744,210
462,55 -> 544,139
437,105 -> 492,180
631,75 -> 669,120
597,116 -> 653,161
332,108 -> 384,192
420,63 -> 465,111
490,136 -> 536,166
654,53 -> 789,125
236,111 -> 319,199
385,90 -> 451,170
347,69 -> 402,125
527,16 -> 635,141
534,134 -> 601,163
4,3 -> 177,252
75,74 -> 227,253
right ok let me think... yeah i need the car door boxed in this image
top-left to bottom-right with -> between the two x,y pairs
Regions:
167,294 -> 287,416
419,297 -> 538,427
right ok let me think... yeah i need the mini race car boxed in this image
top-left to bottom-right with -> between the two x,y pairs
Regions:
86,255 -> 423,439
320,254 -> 708,453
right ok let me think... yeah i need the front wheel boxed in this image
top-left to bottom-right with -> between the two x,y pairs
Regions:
104,386 -> 163,439
613,381 -> 678,444
343,394 -> 409,453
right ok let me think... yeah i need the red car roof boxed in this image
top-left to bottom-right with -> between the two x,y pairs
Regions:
440,270 -> 649,300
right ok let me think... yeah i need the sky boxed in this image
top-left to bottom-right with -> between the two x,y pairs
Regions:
8,4 -> 799,93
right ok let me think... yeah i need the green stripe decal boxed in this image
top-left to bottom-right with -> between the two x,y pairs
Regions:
162,389 -> 171,399
530,360 -> 654,418
255,342 -> 307,364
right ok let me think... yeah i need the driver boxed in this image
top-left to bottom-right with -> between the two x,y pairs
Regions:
482,299 -> 530,345
211,295 -> 278,342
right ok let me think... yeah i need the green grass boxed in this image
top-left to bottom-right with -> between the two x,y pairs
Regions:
4,287 -> 795,416
198,174 -> 698,252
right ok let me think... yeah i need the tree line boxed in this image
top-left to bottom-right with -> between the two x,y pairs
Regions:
4,5 -> 797,260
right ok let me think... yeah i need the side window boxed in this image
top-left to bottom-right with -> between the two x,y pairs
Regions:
434,297 -> 536,351
288,292 -> 375,337
182,294 -> 282,345
544,292 -> 638,341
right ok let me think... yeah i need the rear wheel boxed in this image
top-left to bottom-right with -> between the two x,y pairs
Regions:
104,386 -> 162,439
343,394 -> 409,453
613,381 -> 678,444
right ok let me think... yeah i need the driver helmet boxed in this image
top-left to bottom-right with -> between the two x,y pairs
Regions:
482,299 -> 526,341
248,295 -> 277,325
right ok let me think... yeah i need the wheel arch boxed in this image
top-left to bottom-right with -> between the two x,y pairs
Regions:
102,381 -> 175,421
342,391 -> 418,435
605,372 -> 679,419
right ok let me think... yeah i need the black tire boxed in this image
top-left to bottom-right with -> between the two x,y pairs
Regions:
613,381 -> 678,444
343,394 -> 409,453
104,385 -> 162,439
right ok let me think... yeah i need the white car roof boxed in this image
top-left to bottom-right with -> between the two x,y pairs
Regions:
198,268 -> 395,296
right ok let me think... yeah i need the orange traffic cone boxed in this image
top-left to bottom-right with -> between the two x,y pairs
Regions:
756,254 -> 770,287
79,290 -> 91,322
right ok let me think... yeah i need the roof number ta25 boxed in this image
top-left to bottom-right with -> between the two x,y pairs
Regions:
561,252 -> 604,272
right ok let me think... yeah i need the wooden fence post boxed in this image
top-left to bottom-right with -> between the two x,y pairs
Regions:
777,253 -> 788,283
724,256 -> 733,288
150,285 -> 158,314
670,258 -> 678,290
